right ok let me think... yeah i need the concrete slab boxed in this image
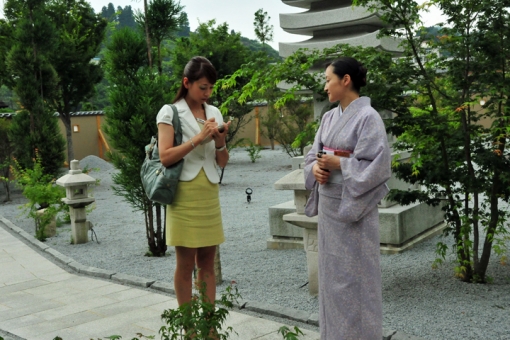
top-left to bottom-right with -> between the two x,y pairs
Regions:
0,214 -> 320,340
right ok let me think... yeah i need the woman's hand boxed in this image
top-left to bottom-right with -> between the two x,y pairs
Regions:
313,163 -> 330,185
212,120 -> 231,147
198,117 -> 219,142
316,154 -> 341,171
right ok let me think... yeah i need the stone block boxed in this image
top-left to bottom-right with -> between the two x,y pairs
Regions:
294,190 -> 310,215
268,201 -> 302,238
307,313 -> 319,326
266,237 -> 304,250
383,329 -> 397,340
151,281 -> 175,294
81,266 -> 116,279
303,228 -> 319,296
379,202 -> 445,246
45,248 -> 74,265
292,156 -> 304,170
68,261 -> 88,273
69,207 -> 89,244
274,169 -> 306,191
111,273 -> 155,288
35,208 -> 56,238
244,301 -> 310,323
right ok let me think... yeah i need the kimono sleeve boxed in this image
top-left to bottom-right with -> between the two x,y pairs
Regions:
304,112 -> 329,190
338,110 -> 391,222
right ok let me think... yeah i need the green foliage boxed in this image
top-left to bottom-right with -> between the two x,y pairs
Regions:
169,20 -> 254,146
11,153 -> 65,241
134,0 -> 184,76
246,142 -> 263,163
0,119 -> 14,202
354,0 -> 510,283
8,109 -> 66,179
159,281 -> 240,339
4,0 -> 66,178
271,99 -> 314,157
253,8 -> 274,53
46,0 -> 107,162
218,43 -> 400,114
104,27 -> 172,257
278,326 -> 304,340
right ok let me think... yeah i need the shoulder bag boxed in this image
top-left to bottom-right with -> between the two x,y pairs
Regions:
140,104 -> 183,205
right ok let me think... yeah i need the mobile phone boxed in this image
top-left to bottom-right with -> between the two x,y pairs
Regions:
196,118 -> 224,132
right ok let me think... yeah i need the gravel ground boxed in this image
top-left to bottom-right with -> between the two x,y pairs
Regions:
1,147 -> 509,340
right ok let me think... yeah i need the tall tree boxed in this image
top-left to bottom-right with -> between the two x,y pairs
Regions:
253,8 -> 273,53
100,3 -> 116,20
352,0 -> 510,282
4,0 -> 65,177
0,19 -> 13,90
46,0 -> 107,163
0,119 -> 14,202
118,5 -> 136,29
104,27 -> 172,256
135,0 -> 184,75
170,20 -> 253,145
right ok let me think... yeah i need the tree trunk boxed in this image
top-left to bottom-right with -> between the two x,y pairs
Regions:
214,245 -> 222,285
60,112 -> 74,164
143,0 -> 152,69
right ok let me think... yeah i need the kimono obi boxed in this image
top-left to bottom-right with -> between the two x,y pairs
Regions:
322,146 -> 353,185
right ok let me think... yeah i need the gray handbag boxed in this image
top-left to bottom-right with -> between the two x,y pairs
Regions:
140,104 -> 183,205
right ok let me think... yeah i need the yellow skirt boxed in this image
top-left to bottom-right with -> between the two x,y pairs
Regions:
166,169 -> 224,248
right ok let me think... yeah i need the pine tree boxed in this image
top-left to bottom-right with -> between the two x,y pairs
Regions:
4,0 -> 65,177
104,28 -> 173,256
46,0 -> 107,163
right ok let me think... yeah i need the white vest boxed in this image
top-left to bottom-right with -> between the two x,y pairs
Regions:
156,98 -> 224,183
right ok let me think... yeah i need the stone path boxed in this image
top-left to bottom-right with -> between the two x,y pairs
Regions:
0,217 -> 320,340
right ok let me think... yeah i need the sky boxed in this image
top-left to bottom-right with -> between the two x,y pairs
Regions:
0,0 -> 446,51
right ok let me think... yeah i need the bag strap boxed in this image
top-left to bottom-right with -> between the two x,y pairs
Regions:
169,104 -> 182,146
147,104 -> 183,159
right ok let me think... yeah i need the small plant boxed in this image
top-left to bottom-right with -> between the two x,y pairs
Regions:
246,142 -> 263,163
11,152 -> 65,241
278,326 -> 304,340
159,280 -> 241,339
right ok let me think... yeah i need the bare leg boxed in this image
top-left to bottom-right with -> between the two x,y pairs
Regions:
174,246 -> 197,306
195,246 -> 217,304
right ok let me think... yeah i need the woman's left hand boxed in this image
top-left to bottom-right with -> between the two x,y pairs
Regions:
212,120 -> 231,146
316,154 -> 341,171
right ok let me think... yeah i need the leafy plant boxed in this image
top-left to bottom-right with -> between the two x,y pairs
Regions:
352,0 -> 510,283
246,142 -> 263,163
11,152 -> 65,241
278,326 -> 304,340
159,281 -> 241,340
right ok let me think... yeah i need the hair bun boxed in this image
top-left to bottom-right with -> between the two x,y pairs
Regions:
358,65 -> 367,87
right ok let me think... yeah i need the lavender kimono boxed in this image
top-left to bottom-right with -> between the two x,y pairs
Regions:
304,97 -> 391,339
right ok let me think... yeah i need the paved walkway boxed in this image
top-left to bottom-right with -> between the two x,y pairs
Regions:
0,218 -> 320,340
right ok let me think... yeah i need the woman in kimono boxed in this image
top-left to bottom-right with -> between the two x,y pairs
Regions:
304,57 -> 391,339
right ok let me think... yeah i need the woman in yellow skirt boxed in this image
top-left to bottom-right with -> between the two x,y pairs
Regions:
156,56 -> 230,306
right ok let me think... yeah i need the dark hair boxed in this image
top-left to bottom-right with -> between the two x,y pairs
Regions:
173,56 -> 218,103
327,57 -> 367,93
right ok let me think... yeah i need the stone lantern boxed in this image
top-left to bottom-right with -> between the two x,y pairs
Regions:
56,159 -> 96,244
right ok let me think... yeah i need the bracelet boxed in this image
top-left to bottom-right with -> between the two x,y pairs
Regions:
190,139 -> 196,149
215,145 -> 226,152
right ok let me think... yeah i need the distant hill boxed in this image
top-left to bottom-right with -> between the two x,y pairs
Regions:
240,36 -> 281,61
98,3 -> 281,59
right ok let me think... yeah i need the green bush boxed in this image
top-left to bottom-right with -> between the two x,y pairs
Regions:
11,152 -> 65,241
